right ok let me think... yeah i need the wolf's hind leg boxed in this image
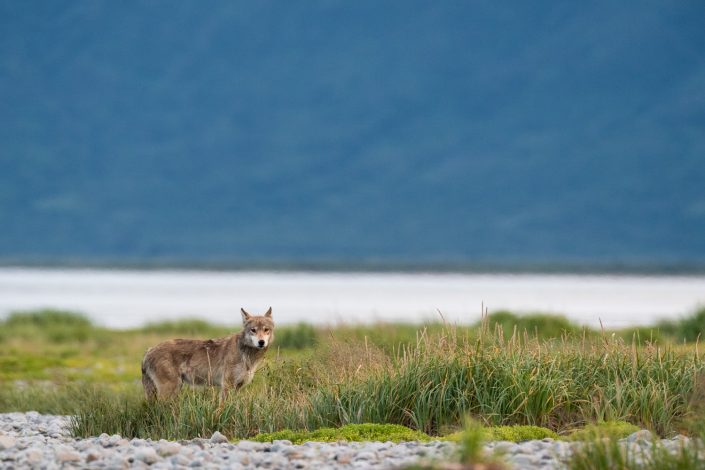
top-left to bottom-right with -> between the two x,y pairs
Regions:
142,369 -> 158,401
157,379 -> 181,400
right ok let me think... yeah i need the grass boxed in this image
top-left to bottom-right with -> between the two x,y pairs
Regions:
65,327 -> 705,440
3,308 -> 705,443
567,430 -> 704,470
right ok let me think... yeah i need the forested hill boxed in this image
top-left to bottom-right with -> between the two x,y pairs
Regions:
1,1 -> 704,268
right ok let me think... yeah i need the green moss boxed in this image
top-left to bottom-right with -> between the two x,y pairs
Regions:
565,421 -> 641,441
443,425 -> 558,443
251,423 -> 430,444
486,425 -> 559,441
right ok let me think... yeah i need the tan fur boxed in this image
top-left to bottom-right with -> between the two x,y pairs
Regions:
141,307 -> 274,403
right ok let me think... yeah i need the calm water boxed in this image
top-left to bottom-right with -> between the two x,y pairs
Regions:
0,268 -> 704,328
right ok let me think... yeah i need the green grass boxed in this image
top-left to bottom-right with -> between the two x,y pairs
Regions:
3,308 -> 705,444
63,330 -> 703,440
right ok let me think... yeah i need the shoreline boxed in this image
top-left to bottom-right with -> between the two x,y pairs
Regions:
0,412 -> 686,470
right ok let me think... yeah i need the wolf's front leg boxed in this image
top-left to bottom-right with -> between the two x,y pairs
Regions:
219,380 -> 232,408
218,375 -> 242,408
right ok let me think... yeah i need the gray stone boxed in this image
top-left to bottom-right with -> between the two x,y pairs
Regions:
157,440 -> 182,456
0,435 -> 16,450
86,450 -> 102,462
55,447 -> 82,462
493,441 -> 519,454
210,431 -> 228,444
134,447 -> 161,464
626,430 -> 654,443
237,440 -> 262,451
354,451 -> 377,461
23,448 -> 44,464
510,454 -> 538,468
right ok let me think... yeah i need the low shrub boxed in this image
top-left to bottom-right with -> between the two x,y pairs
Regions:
0,309 -> 98,343
479,311 -> 588,340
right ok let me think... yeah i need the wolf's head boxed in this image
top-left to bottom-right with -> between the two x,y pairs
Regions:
240,307 -> 274,350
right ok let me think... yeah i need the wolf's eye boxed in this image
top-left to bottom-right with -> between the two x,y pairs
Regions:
250,328 -> 256,333
264,328 -> 269,333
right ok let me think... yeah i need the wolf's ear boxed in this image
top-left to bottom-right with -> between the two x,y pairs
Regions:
240,308 -> 251,323
264,307 -> 272,318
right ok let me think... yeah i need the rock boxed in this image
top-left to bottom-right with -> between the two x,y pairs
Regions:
99,433 -> 112,447
86,450 -> 102,462
171,454 -> 192,466
626,430 -> 654,443
237,440 -> 262,451
103,456 -> 129,470
55,447 -> 82,462
210,431 -> 228,444
354,451 -> 377,461
335,452 -> 353,464
493,441 -> 519,454
23,448 -> 44,464
134,447 -> 161,464
510,454 -> 538,468
157,440 -> 182,456
284,450 -> 304,459
0,435 -> 16,450
75,440 -> 95,451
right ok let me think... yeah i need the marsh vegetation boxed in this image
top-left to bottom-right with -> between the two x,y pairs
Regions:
1,308 -> 705,443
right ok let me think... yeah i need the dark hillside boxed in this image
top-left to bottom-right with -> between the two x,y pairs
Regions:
1,1 -> 704,267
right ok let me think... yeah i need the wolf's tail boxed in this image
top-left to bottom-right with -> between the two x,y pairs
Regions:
141,361 -> 158,400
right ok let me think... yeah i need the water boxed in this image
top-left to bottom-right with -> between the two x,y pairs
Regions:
0,267 -> 704,328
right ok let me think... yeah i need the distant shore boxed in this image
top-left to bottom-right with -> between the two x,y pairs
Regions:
2,258 -> 705,275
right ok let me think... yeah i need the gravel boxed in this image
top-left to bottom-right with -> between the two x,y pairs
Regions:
0,412 -> 697,469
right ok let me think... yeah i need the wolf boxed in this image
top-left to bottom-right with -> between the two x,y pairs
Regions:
141,307 -> 274,403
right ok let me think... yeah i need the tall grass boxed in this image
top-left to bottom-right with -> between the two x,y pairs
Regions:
4,308 -> 705,441
69,326 -> 704,440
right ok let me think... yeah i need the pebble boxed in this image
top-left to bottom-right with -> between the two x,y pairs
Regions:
210,431 -> 228,444
134,446 -> 161,464
158,440 -> 182,457
0,413 -> 700,469
0,436 -> 15,451
55,446 -> 81,462
626,429 -> 653,443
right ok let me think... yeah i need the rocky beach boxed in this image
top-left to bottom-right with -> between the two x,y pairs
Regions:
0,412 -> 696,469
